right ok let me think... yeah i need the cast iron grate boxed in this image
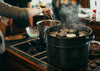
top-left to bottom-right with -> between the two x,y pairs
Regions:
10,39 -> 100,71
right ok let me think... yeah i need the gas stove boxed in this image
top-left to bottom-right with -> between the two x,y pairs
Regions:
10,38 -> 100,71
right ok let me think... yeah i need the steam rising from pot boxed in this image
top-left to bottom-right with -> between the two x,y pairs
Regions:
59,4 -> 79,24
52,0 -> 80,24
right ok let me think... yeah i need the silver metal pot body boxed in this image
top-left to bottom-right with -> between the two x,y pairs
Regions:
36,20 -> 61,44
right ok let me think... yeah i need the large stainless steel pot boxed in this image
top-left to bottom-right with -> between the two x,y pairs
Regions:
45,24 -> 94,71
36,20 -> 61,44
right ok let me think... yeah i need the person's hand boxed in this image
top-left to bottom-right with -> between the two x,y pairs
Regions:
42,7 -> 53,18
27,7 -> 53,18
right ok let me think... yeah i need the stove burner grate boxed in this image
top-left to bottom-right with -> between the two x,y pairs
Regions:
10,39 -> 100,71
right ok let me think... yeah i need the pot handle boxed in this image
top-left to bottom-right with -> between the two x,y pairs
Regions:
86,35 -> 95,42
0,30 -> 5,54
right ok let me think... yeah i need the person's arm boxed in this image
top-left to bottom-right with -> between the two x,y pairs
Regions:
0,1 -> 52,21
0,1 -> 29,20
27,7 -> 52,18
27,2 -> 33,26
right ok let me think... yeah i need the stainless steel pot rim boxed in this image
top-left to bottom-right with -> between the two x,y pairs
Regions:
36,20 -> 61,25
46,24 -> 93,39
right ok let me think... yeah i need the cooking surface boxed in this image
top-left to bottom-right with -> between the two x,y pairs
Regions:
6,36 -> 100,71
10,38 -> 48,64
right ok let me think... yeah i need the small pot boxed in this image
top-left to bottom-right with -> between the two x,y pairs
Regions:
26,26 -> 39,38
36,20 -> 61,44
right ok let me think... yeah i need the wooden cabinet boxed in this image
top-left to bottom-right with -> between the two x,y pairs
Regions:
6,54 -> 35,71
80,0 -> 90,8
3,49 -> 47,71
2,52 -> 35,71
